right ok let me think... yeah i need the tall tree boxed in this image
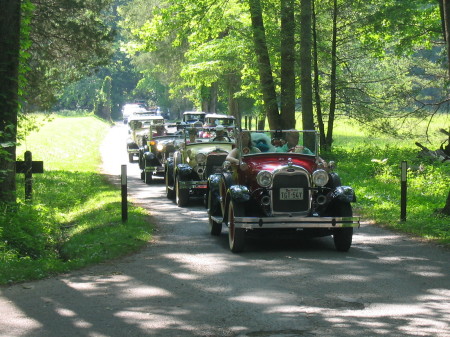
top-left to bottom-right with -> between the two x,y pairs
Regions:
280,0 -> 296,129
300,0 -> 314,134
0,0 -> 21,202
248,0 -> 280,129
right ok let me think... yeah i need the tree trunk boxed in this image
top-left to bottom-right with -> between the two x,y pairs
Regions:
312,0 -> 326,150
0,0 -> 21,203
248,0 -> 280,130
326,0 -> 338,149
440,0 -> 450,76
300,0 -> 315,149
200,83 -> 218,113
225,73 -> 241,126
280,0 -> 296,130
442,190 -> 450,215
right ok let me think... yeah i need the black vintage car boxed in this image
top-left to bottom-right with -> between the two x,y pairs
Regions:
165,126 -> 234,206
138,124 -> 182,184
207,129 -> 360,253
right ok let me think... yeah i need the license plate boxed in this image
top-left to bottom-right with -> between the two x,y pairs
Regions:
280,188 -> 304,200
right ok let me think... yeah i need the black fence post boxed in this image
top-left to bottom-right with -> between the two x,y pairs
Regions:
121,165 -> 128,222
400,161 -> 407,221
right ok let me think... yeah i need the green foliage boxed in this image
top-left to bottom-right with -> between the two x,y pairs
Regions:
326,118 -> 450,246
0,115 -> 152,284
0,202 -> 61,259
94,76 -> 113,120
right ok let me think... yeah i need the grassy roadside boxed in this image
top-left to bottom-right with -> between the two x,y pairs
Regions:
0,114 -> 153,285
329,116 -> 450,246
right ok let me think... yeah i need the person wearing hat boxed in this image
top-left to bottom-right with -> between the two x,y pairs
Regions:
211,124 -> 231,142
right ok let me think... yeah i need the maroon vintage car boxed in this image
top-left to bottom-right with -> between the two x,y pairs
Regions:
207,129 -> 360,253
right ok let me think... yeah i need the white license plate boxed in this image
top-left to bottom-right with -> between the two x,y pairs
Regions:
280,188 -> 304,200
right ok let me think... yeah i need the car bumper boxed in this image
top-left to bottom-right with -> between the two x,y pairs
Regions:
178,180 -> 208,190
144,166 -> 165,173
217,215 -> 360,229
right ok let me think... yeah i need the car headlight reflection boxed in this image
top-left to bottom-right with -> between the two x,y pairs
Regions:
195,153 -> 207,164
312,169 -> 329,186
256,170 -> 272,187
156,143 -> 164,151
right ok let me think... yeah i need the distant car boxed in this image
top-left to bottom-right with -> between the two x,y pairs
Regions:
138,124 -> 182,184
204,113 -> 236,127
126,115 -> 165,163
207,129 -> 360,253
165,126 -> 234,207
122,103 -> 147,123
182,111 -> 206,124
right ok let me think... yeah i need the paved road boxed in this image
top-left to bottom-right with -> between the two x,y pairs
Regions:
0,123 -> 449,337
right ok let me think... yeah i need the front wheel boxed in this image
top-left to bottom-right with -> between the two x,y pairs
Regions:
166,170 -> 175,199
332,202 -> 354,252
228,201 -> 245,253
175,177 -> 189,207
144,171 -> 152,184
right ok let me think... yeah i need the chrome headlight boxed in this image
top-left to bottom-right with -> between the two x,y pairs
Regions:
156,143 -> 164,151
312,169 -> 329,187
256,170 -> 272,187
195,153 -> 207,164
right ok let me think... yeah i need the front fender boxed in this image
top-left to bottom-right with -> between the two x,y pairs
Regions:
177,163 -> 193,180
229,185 -> 251,203
207,174 -> 222,215
332,186 -> 356,203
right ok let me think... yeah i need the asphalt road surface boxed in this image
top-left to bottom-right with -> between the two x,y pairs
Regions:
0,123 -> 449,337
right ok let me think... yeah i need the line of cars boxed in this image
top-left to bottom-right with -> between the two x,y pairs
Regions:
125,110 -> 360,253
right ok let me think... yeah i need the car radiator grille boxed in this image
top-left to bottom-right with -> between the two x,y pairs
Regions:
271,170 -> 310,213
205,154 -> 227,177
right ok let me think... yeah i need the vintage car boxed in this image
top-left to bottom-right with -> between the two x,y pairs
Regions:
165,126 -> 235,207
182,111 -> 206,124
126,115 -> 165,163
201,113 -> 236,139
122,102 -> 148,124
138,123 -> 183,184
207,129 -> 360,253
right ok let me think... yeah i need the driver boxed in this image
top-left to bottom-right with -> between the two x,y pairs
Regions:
226,131 -> 260,165
211,125 -> 231,142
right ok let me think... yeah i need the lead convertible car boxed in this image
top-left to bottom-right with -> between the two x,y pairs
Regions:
207,129 -> 360,253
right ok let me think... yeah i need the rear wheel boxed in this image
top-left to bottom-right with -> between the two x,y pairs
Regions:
208,190 -> 222,236
228,201 -> 245,253
333,202 -> 354,252
175,177 -> 189,207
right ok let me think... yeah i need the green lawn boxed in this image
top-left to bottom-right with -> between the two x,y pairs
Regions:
0,114 -> 153,285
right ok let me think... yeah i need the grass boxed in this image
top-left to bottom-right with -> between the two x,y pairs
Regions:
329,115 -> 450,246
0,114 -> 153,285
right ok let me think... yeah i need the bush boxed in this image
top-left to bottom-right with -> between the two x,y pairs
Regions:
0,202 -> 62,259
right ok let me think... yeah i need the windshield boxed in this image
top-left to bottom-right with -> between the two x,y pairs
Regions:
237,130 -> 318,156
183,113 -> 205,123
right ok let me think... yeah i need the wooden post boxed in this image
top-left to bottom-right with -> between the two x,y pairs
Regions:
16,151 -> 44,201
400,161 -> 407,221
121,165 -> 128,222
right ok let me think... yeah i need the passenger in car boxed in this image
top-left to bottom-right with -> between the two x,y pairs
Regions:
276,130 -> 314,154
226,131 -> 260,165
